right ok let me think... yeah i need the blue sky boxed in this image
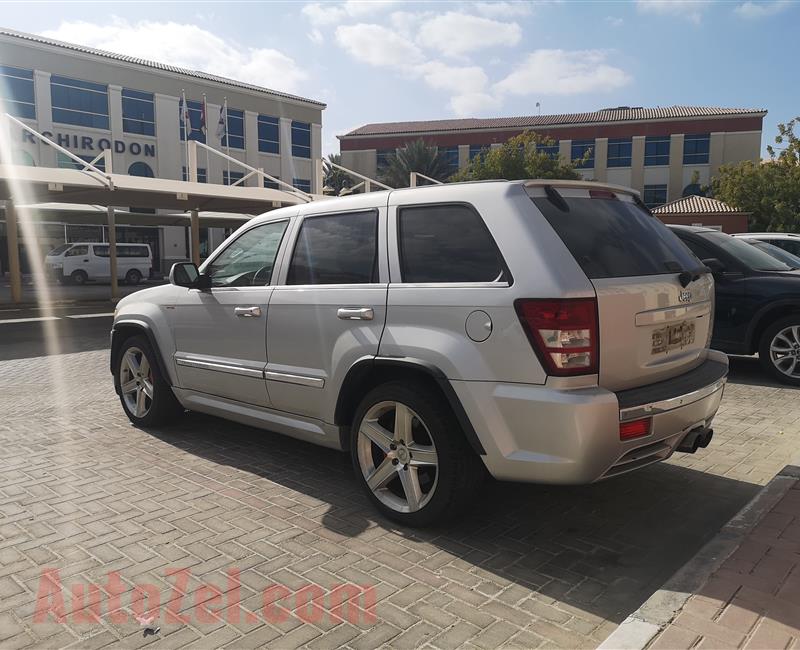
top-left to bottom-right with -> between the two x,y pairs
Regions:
2,0 -> 796,155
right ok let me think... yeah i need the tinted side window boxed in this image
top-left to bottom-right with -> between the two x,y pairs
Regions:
677,236 -> 716,261
398,204 -> 507,283
779,240 -> 800,257
66,245 -> 88,257
93,245 -> 109,257
287,211 -> 378,285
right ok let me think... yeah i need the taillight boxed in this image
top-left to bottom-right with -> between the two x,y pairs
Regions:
619,417 -> 651,440
514,298 -> 599,376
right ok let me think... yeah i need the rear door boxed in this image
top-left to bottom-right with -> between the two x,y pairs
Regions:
529,187 -> 713,391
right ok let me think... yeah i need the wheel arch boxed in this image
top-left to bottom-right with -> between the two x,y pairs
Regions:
334,357 -> 486,456
110,320 -> 171,393
746,301 -> 800,354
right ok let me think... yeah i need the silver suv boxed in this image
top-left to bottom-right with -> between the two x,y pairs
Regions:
111,180 -> 728,526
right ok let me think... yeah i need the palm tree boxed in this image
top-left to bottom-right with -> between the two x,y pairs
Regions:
380,140 -> 449,188
322,153 -> 352,195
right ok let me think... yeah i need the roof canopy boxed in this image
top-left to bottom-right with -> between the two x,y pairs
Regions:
652,195 -> 747,216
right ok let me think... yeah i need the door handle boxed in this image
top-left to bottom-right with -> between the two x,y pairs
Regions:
234,306 -> 262,318
337,307 -> 374,321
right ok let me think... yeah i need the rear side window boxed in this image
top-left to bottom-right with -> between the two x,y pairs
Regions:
532,195 -> 700,279
287,211 -> 378,285
66,245 -> 88,257
398,204 -> 508,283
94,245 -> 109,257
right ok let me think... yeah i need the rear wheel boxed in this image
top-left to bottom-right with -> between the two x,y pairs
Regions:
115,335 -> 183,426
125,269 -> 142,286
759,316 -> 800,385
350,381 -> 483,526
70,270 -> 88,285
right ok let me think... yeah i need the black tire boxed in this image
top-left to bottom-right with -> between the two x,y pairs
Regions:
350,381 -> 484,527
125,269 -> 142,286
759,316 -> 800,386
114,335 -> 184,426
71,270 -> 88,285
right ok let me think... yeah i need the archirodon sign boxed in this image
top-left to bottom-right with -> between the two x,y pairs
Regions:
22,130 -> 156,157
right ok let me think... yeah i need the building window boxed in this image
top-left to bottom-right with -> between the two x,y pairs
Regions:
293,178 -> 311,193
50,75 -> 109,130
57,152 -> 105,172
257,115 -> 279,154
223,170 -> 245,186
180,99 -> 206,143
0,65 -> 35,120
291,121 -> 311,158
607,138 -> 632,167
643,184 -> 668,208
683,133 -> 710,165
441,146 -> 459,176
182,166 -> 207,183
537,141 -> 559,159
469,144 -> 488,161
128,162 -> 154,177
376,149 -> 394,171
264,178 -> 280,189
644,136 -> 670,166
571,139 -> 595,168
122,88 -> 155,136
223,108 -> 245,149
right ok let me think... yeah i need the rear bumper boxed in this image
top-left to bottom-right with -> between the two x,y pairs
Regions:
452,350 -> 728,484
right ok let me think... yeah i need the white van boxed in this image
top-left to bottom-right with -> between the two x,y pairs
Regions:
46,242 -> 152,285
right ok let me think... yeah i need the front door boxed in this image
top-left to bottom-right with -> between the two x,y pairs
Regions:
171,219 -> 290,407
266,207 -> 388,422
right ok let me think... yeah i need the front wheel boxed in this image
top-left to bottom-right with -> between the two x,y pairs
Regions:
350,381 -> 484,527
71,270 -> 88,285
759,316 -> 800,385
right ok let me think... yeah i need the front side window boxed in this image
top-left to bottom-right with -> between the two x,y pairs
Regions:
180,99 -> 206,143
122,88 -> 155,136
683,133 -> 710,165
399,204 -> 507,283
571,139 -> 595,168
205,221 -> 288,287
287,211 -> 377,285
291,120 -> 311,158
644,136 -> 670,166
643,184 -> 668,208
51,75 -> 108,129
223,108 -> 245,149
257,115 -> 279,154
607,138 -> 632,167
66,245 -> 89,257
0,65 -> 35,119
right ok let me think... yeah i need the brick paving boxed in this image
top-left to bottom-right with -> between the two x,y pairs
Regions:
0,350 -> 799,648
649,477 -> 800,649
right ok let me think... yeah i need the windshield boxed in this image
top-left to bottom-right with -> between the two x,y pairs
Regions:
701,231 -> 792,272
751,241 -> 800,269
532,195 -> 703,279
47,244 -> 72,256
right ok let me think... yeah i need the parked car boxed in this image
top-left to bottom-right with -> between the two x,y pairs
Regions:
733,232 -> 800,258
668,225 -> 800,384
111,181 -> 728,526
46,242 -> 152,285
746,240 -> 800,268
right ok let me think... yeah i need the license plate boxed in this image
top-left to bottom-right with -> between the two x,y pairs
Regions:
652,321 -> 695,354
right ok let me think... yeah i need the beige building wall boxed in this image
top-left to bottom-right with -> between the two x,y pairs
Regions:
593,138 -> 608,183
340,149 -> 377,179
668,134 -> 685,202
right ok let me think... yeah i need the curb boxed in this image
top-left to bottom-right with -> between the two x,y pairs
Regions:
598,463 -> 800,650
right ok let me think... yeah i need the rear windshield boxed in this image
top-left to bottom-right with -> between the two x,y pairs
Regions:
532,196 -> 702,279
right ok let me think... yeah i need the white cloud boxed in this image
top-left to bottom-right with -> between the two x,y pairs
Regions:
635,0 -> 710,24
449,92 -> 503,116
335,23 -> 424,67
418,61 -> 488,95
41,19 -> 308,93
605,15 -> 625,26
308,28 -> 324,44
494,50 -> 631,96
302,1 -> 396,26
472,1 -> 533,17
417,12 -> 522,57
734,0 -> 791,18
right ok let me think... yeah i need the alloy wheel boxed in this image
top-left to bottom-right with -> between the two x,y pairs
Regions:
769,325 -> 800,378
119,347 -> 154,418
356,401 -> 439,513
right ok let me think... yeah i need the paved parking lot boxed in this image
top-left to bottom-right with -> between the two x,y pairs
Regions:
1,332 -> 799,648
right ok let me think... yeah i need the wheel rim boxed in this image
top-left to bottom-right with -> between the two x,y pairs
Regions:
119,347 -> 154,418
356,401 -> 438,514
769,326 -> 800,378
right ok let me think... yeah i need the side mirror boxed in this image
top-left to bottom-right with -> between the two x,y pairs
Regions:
169,262 -> 211,289
702,258 -> 725,274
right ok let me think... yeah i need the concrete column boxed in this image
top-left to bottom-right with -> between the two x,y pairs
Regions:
709,132 -> 726,179
5,201 -> 22,303
155,94 -> 181,179
631,136 -> 646,193
279,117 -> 293,187
458,144 -> 470,169
594,138 -> 608,182
190,210 -> 200,266
108,85 -> 124,174
311,123 -> 322,193
244,110 -> 259,185
559,139 -> 572,164
107,206 -> 118,302
33,70 -> 55,168
668,134 -> 685,201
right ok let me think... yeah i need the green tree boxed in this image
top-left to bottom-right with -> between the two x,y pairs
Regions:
379,139 -> 449,188
451,131 -> 583,182
322,153 -> 352,195
712,116 -> 800,232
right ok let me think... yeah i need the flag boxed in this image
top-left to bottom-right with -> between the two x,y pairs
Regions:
180,92 -> 192,137
216,102 -> 227,141
200,96 -> 207,137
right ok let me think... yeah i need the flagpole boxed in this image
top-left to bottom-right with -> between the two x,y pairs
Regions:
181,89 -> 190,179
224,97 -> 230,184
202,93 -> 210,178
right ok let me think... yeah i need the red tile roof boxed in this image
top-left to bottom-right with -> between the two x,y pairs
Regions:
652,195 -> 744,215
340,106 -> 766,138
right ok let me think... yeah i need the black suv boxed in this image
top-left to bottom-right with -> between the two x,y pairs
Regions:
669,225 -> 800,384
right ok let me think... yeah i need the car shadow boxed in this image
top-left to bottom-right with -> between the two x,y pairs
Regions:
147,410 -> 762,626
727,354 -> 800,390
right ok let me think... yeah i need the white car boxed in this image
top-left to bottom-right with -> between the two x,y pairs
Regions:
46,242 -> 152,285
732,233 -> 800,258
